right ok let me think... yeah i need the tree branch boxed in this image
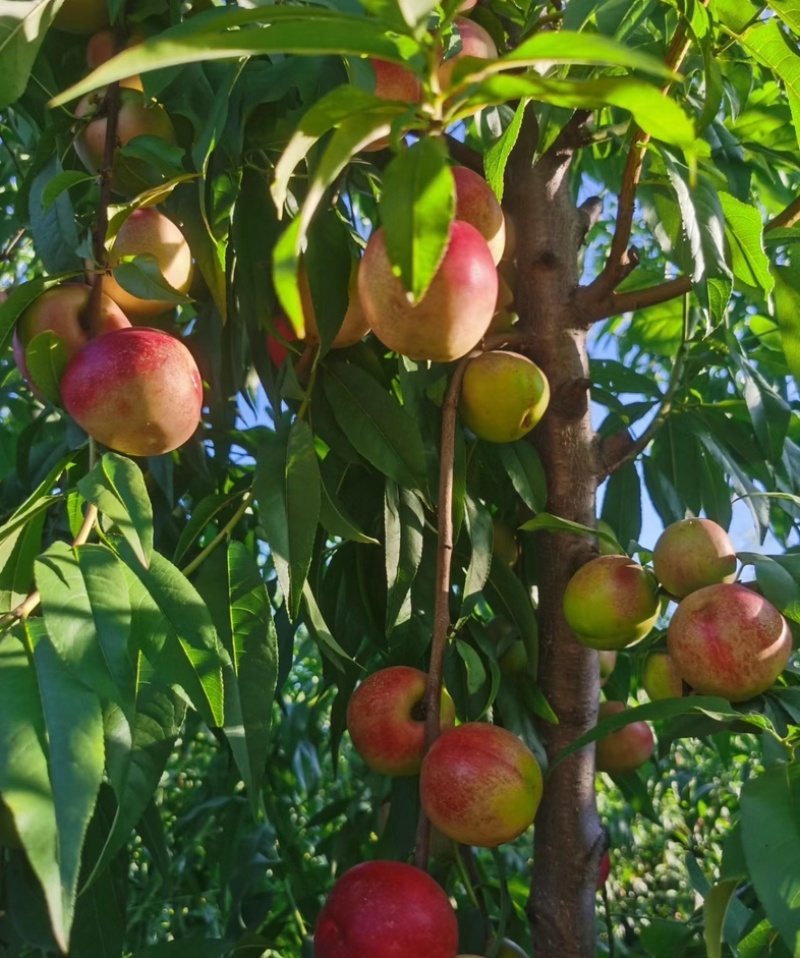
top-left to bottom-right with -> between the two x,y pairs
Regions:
578,274 -> 691,325
584,8 -> 706,299
443,134 -> 484,174
766,197 -> 800,232
414,349 -> 475,870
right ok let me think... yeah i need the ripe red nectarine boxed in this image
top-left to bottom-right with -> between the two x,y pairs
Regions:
594,701 -> 654,775
314,860 -> 458,958
347,666 -> 456,776
358,221 -> 497,362
61,327 -> 203,457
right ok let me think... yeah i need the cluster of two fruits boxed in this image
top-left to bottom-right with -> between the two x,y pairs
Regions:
567,518 -> 793,774
311,666 -> 541,958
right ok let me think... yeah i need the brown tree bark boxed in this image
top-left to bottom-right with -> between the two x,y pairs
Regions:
505,113 -> 605,957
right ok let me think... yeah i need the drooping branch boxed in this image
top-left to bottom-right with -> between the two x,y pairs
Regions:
443,133 -> 484,174
584,8 -> 706,298
414,349 -> 475,869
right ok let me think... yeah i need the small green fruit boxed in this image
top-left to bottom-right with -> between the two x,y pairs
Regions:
460,351 -> 550,443
642,651 -> 683,700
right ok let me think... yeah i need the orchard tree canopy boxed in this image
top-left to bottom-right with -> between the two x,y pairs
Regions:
0,0 -> 800,956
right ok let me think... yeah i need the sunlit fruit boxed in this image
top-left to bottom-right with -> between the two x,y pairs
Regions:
439,17 -> 498,88
74,87 -> 176,196
594,701 -> 654,774
642,651 -> 683,700
99,208 -> 194,320
314,860 -> 459,958
371,58 -> 422,103
53,0 -> 109,34
358,221 -> 497,362
420,722 -> 542,847
61,327 -> 203,457
453,166 -> 506,264
667,582 -> 792,702
563,555 -> 660,651
13,284 -> 130,392
460,351 -> 550,443
346,666 -> 456,776
653,517 -> 737,598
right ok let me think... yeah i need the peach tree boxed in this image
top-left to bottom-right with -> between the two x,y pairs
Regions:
0,0 -> 799,955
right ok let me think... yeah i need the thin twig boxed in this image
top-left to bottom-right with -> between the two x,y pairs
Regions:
414,350 -> 476,869
597,289 -> 690,477
443,134 -> 484,174
181,490 -> 254,578
0,504 -> 99,633
586,8 -> 706,298
579,275 -> 692,325
766,197 -> 800,232
0,229 -> 25,265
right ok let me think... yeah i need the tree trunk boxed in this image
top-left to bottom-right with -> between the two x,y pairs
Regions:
506,115 -> 604,958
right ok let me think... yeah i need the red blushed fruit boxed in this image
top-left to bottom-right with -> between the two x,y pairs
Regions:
667,582 -> 792,702
61,327 -> 203,457
653,517 -> 737,598
453,166 -> 506,265
358,221 -> 498,363
314,861 -> 459,958
266,315 -> 298,367
595,701 -> 654,775
346,666 -> 456,776
420,723 -> 543,847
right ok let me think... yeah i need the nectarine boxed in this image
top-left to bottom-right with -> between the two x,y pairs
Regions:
653,517 -> 737,598
358,221 -> 497,362
667,582 -> 791,701
420,722 -> 542,847
459,351 -> 550,443
314,860 -> 458,958
439,17 -> 498,88
594,701 -> 654,774
642,651 -> 683,701
453,166 -> 506,264
61,327 -> 203,457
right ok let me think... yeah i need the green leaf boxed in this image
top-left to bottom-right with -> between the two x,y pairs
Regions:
719,192 -> 774,294
35,542 -> 136,714
253,420 -> 321,620
740,762 -> 800,956
0,0 -> 60,110
121,551 -> 226,727
462,494 -> 493,613
497,440 -> 547,515
112,255 -> 192,305
319,472 -> 380,545
384,480 -> 425,634
0,509 -> 46,613
484,98 -> 528,204
518,511 -> 621,550
738,552 -> 800,624
773,262 -> 800,386
483,559 -> 539,679
552,696 -> 774,770
451,75 -> 696,151
78,453 -> 154,568
51,8 -> 424,106
96,676 -> 184,879
321,362 -> 428,494
737,19 -> 800,151
23,330 -> 69,405
272,85 -> 409,214
302,580 -> 355,672
32,622 -> 105,953
0,276 -> 66,356
41,171 -> 95,211
767,0 -> 800,35
497,29 -> 678,77
172,492 -> 243,567
0,451 -> 71,544
379,138 -> 455,303
601,461 -> 642,548
198,543 -> 278,806
704,879 -> 743,958
133,939 -> 233,958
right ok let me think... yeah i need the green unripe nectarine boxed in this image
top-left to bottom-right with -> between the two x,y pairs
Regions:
460,351 -> 550,443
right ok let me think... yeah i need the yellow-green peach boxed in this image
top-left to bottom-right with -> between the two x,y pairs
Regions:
460,351 -> 550,443
642,651 -> 683,701
653,517 -> 737,598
